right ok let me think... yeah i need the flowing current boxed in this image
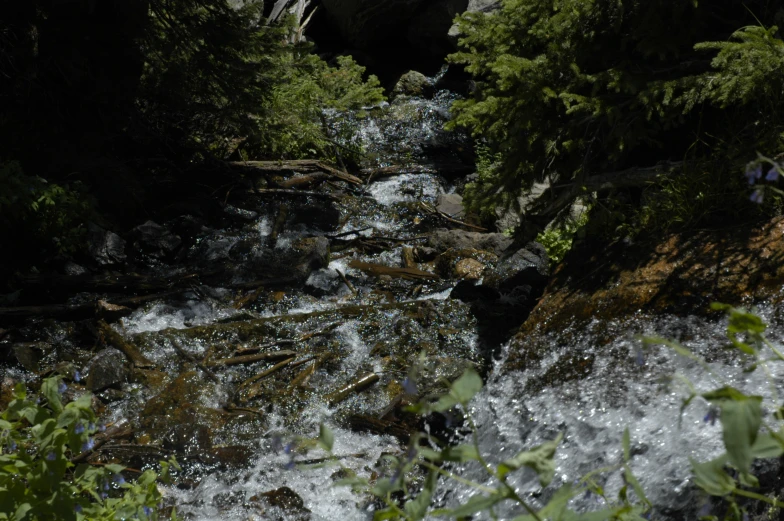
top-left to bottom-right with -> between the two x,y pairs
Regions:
34,78 -> 782,520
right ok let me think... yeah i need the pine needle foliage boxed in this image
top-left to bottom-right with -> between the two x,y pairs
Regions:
449,0 -> 784,222
139,0 -> 384,161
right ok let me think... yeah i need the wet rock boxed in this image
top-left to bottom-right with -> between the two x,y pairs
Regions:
204,445 -> 254,469
289,203 -> 341,232
320,0 -> 467,58
483,241 -> 549,290
85,348 -> 129,391
251,487 -> 311,520
435,193 -> 465,218
96,388 -> 126,403
63,261 -> 89,276
163,423 -> 213,454
12,342 -> 48,372
428,229 -> 512,256
448,0 -> 500,45
1,376 -> 17,410
392,70 -> 431,98
449,242 -> 549,345
289,237 -> 330,278
96,300 -> 133,323
505,215 -> 784,371
413,246 -> 438,262
256,487 -> 306,510
131,220 -> 182,258
454,258 -> 485,280
223,204 -> 258,221
87,223 -> 127,265
435,248 -> 497,279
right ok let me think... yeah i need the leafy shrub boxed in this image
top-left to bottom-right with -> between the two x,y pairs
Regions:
0,161 -> 93,257
139,2 -> 384,162
448,0 -> 784,229
535,210 -> 590,265
251,54 -> 384,160
0,377 -> 176,521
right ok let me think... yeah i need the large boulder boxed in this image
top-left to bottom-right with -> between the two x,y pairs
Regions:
428,229 -> 512,256
131,220 -> 182,259
320,0 -> 468,57
85,348 -> 129,391
450,242 -> 550,345
87,223 -> 127,265
447,0 -> 501,45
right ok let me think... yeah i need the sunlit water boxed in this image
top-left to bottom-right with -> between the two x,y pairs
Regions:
434,307 -> 784,520
103,85 -> 784,521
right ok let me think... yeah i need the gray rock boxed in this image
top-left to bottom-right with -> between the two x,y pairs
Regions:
226,235 -> 330,282
13,343 -> 48,372
321,0 -> 467,57
64,262 -> 89,276
132,220 -> 182,258
435,193 -> 465,218
86,348 -> 129,391
428,229 -> 512,256
484,241 -> 550,290
448,0 -> 501,43
392,71 -> 431,98
163,423 -> 213,454
87,223 -> 127,265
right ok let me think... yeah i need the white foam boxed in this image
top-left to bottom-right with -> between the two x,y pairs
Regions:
433,310 -> 784,519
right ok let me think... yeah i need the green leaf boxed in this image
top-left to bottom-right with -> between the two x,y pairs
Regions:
450,368 -> 483,404
510,485 -> 577,521
56,408 -> 80,429
41,378 -> 63,415
437,492 -> 506,518
318,424 -> 334,452
622,427 -> 631,462
12,503 -> 31,521
105,463 -> 126,474
691,455 -> 735,496
418,444 -> 480,463
703,388 -> 762,473
750,431 -> 784,459
403,471 -> 435,520
623,464 -> 651,507
497,433 -> 563,486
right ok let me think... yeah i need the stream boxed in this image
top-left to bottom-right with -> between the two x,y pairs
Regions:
2,73 -> 783,521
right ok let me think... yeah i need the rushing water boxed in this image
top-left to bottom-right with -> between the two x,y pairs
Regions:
112,84 -> 784,520
436,308 -> 784,520
6,75 -> 780,521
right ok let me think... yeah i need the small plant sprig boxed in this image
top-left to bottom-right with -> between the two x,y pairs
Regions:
643,304 -> 784,521
312,367 -> 651,521
0,377 -> 178,521
745,153 -> 784,205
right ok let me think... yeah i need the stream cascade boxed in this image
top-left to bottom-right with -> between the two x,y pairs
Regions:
2,68 -> 784,521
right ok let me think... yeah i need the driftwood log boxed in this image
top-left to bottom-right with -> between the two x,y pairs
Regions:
229,160 -> 362,185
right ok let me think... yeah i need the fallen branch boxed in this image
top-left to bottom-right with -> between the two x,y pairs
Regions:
229,159 -> 362,185
275,172 -> 329,189
234,339 -> 296,356
420,202 -> 487,232
206,349 -> 297,367
348,260 -> 439,281
171,339 -> 221,384
0,289 -> 188,323
250,188 -> 341,200
237,356 -> 296,402
71,422 -> 134,464
98,320 -> 155,368
530,161 -> 684,228
325,373 -> 380,406
335,269 -> 356,294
